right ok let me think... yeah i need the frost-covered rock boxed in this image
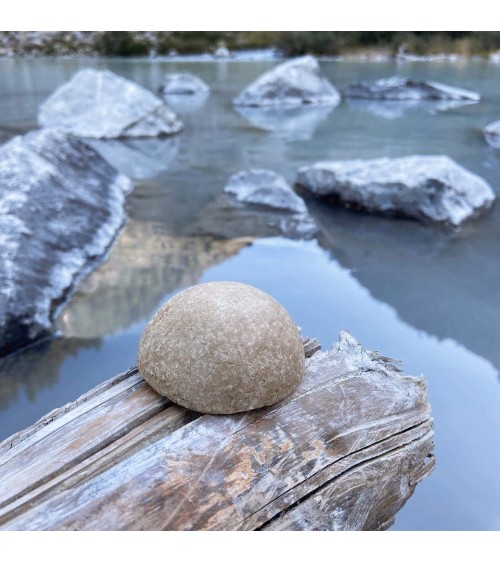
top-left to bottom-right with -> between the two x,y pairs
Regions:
296,156 -> 495,226
344,76 -> 480,101
159,72 -> 210,95
225,169 -> 308,213
233,56 -> 341,107
214,46 -> 230,58
38,69 -> 183,139
483,120 -> 500,149
224,170 -> 317,237
0,129 -> 133,356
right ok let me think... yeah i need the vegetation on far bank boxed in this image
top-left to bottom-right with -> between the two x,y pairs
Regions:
2,31 -> 500,58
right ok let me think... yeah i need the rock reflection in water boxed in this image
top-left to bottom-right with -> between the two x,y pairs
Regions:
57,220 -> 253,339
161,92 -> 210,115
307,199 -> 500,371
234,105 -> 334,140
0,337 -> 100,412
89,136 -> 180,180
188,194 -> 317,240
345,98 -> 478,120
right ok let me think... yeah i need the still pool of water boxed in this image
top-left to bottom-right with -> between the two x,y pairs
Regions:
0,56 -> 499,531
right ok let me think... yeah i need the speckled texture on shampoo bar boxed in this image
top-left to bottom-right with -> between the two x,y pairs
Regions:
137,281 -> 305,414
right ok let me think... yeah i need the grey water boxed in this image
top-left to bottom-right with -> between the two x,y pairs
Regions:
0,56 -> 499,531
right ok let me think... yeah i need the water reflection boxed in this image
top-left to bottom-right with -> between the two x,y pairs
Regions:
234,105 -> 335,140
89,137 -> 180,180
307,199 -> 500,371
189,194 -> 317,240
56,220 -> 253,339
161,92 -> 210,114
345,97 -> 478,120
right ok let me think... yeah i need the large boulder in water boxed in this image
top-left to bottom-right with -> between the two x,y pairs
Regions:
0,129 -> 133,356
483,120 -> 500,149
233,56 -> 341,107
159,72 -> 210,95
343,76 -> 480,101
38,69 -> 183,139
296,156 -> 495,226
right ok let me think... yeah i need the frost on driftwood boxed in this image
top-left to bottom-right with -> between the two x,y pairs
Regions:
0,332 -> 434,531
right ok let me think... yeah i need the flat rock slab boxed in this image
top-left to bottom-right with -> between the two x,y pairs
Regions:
38,68 -> 183,139
296,155 -> 495,226
0,332 -> 434,531
159,72 -> 210,95
344,76 -> 480,101
234,55 -> 341,107
483,120 -> 500,149
0,129 -> 133,357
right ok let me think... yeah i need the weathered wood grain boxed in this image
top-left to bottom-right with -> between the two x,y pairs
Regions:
0,331 -> 434,531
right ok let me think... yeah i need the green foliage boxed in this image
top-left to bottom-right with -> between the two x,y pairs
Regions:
94,32 -> 150,57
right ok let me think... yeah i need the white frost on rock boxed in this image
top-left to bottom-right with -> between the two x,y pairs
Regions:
483,120 -> 500,149
225,169 -> 308,213
159,72 -> 210,95
0,129 -> 133,356
296,155 -> 495,227
224,169 -> 317,238
233,56 -> 341,107
343,76 -> 480,101
38,68 -> 183,139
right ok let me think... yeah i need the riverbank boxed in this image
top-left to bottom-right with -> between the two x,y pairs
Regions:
1,31 -> 500,61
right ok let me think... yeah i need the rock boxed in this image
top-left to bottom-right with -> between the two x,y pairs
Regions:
225,169 -> 308,213
214,46 -> 230,58
233,55 -> 341,107
158,72 -> 210,95
223,169 -> 318,238
38,68 -> 183,139
137,281 -> 305,414
483,120 -> 500,149
0,129 -> 133,357
296,155 -> 495,226
344,76 -> 480,101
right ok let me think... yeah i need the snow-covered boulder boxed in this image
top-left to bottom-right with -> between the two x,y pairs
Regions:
234,56 -> 341,107
296,156 -> 495,226
0,129 -> 133,356
483,120 -> 500,149
224,169 -> 317,237
344,76 -> 480,101
159,72 -> 210,95
38,68 -> 183,139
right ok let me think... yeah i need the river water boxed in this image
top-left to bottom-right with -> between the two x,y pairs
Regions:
0,56 -> 499,531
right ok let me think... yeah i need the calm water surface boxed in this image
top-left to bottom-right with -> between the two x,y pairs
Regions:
0,56 -> 499,531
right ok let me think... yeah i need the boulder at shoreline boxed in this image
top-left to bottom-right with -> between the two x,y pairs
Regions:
38,68 -> 183,139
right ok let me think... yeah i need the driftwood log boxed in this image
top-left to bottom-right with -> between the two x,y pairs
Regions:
0,331 -> 434,531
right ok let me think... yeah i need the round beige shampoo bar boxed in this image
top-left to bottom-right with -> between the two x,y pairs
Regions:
137,281 -> 305,414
